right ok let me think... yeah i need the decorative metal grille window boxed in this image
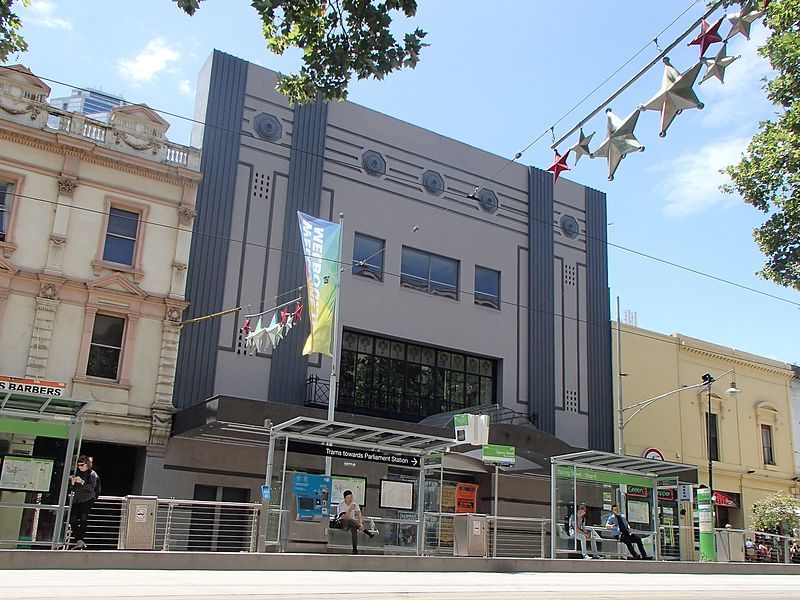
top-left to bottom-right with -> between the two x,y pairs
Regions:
338,331 -> 496,421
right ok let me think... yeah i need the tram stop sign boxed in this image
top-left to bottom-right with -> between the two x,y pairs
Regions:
482,444 -> 516,467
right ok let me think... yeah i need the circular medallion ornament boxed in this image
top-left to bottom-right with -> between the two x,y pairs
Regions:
560,214 -> 580,239
421,170 -> 445,196
362,150 -> 386,177
642,447 -> 665,461
253,113 -> 282,141
477,189 -> 499,214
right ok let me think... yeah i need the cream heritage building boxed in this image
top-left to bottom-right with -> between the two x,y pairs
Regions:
0,65 -> 201,494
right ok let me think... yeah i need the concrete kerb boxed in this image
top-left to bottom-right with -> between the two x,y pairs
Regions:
1,551 -> 798,574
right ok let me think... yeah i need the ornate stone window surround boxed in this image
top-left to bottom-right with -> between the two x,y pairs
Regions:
92,195 -> 148,282
0,168 -> 25,258
73,292 -> 142,390
755,401 -> 780,469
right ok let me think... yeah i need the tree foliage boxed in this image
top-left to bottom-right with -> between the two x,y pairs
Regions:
0,1 -> 426,104
751,490 -> 800,533
723,0 -> 800,290
179,0 -> 427,104
0,0 -> 29,62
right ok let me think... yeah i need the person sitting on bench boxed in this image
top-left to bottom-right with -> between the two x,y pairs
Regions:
606,503 -> 650,560
336,489 -> 374,554
569,503 -> 601,559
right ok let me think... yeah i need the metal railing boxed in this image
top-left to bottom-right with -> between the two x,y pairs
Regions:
422,512 -> 549,558
79,496 -> 260,552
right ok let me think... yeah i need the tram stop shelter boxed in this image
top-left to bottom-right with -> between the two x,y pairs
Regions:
0,384 -> 90,549
551,450 -> 697,560
262,416 -> 455,555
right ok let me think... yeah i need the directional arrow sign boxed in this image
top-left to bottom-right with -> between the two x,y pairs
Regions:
289,441 -> 420,467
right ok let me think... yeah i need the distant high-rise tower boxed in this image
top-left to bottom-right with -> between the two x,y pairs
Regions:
49,88 -> 125,121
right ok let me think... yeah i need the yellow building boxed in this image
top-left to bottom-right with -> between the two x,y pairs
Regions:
613,324 -> 798,529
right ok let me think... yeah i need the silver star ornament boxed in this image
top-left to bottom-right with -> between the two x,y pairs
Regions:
640,58 -> 704,137
701,42 -> 740,84
726,2 -> 765,41
591,108 -> 645,181
569,128 -> 595,165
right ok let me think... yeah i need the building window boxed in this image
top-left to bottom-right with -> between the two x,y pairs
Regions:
400,247 -> 458,299
0,180 -> 13,242
352,233 -> 385,281
761,424 -> 775,465
86,314 -> 125,380
102,207 -> 140,265
338,331 -> 496,421
474,266 -> 500,309
706,413 -> 719,462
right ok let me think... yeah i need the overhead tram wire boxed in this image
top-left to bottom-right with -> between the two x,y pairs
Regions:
10,184 -> 800,310
468,0 -> 704,194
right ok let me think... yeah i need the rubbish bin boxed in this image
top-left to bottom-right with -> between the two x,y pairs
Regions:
118,496 -> 158,550
716,529 -> 745,562
453,514 -> 487,557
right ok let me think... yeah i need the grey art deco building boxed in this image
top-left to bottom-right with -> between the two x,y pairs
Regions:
160,50 -> 613,496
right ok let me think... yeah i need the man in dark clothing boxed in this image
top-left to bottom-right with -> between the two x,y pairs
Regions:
606,503 -> 649,559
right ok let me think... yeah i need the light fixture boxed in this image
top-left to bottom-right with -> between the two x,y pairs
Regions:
747,469 -> 756,474
726,381 -> 741,395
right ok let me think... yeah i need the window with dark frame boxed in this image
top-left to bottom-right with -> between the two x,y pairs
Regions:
102,207 -> 139,266
86,314 -> 125,380
352,232 -> 385,281
400,247 -> 458,299
0,180 -> 13,242
474,266 -> 500,309
706,413 -> 720,462
338,331 -> 496,421
761,424 -> 775,465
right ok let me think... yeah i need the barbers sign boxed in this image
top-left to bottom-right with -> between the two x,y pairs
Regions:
0,376 -> 66,398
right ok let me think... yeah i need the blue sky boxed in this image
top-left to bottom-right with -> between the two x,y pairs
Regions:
11,0 -> 800,365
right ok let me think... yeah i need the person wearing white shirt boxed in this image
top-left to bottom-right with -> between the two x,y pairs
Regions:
335,489 -> 374,554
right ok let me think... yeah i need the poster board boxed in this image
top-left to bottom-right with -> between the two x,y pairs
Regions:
455,483 -> 478,513
379,479 -> 414,510
331,475 -> 366,508
0,456 -> 54,492
626,499 -> 651,525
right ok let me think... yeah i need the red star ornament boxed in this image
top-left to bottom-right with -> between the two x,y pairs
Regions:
546,150 -> 571,183
688,17 -> 724,57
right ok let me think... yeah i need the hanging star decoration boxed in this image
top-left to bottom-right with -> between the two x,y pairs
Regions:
242,317 -> 251,337
266,312 -> 283,348
244,317 -> 269,354
701,42 -> 740,84
726,2 -> 765,41
640,58 -> 704,137
291,303 -> 303,324
546,150 -> 571,183
569,128 -> 594,165
688,17 -> 724,57
591,108 -> 645,181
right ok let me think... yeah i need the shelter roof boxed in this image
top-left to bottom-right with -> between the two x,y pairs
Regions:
552,449 -> 697,480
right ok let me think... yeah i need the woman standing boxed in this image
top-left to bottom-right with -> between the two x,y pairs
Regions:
69,455 -> 99,550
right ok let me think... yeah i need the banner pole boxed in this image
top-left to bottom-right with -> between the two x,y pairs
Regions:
325,213 -> 344,476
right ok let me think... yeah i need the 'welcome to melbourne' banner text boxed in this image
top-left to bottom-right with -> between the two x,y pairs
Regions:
297,212 -> 341,356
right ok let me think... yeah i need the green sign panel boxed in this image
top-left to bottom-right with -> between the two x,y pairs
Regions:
453,414 -> 470,428
556,465 -> 651,488
482,444 -> 515,465
0,418 -> 69,439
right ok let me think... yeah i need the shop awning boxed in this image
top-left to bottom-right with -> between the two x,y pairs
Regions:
0,389 -> 90,420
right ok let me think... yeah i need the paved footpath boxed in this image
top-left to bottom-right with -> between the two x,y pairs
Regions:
2,570 -> 799,600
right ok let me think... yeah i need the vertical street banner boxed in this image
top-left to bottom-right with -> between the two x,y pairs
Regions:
297,211 -> 341,356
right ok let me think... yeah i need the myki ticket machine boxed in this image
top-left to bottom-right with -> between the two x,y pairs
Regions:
293,473 -> 332,522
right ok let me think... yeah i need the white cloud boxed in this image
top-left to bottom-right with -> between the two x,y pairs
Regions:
118,38 -> 180,83
26,1 -> 72,29
652,136 -> 750,218
178,79 -> 194,97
